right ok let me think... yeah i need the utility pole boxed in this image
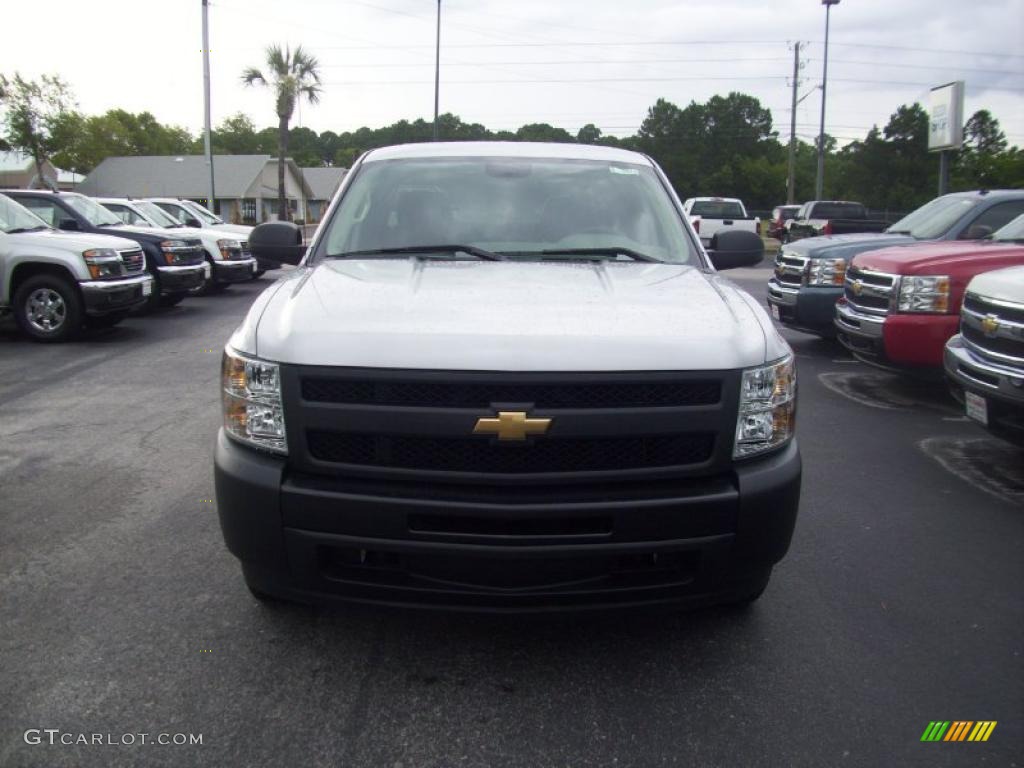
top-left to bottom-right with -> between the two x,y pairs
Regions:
815,0 -> 840,200
433,0 -> 441,141
787,42 -> 801,204
201,0 -> 216,213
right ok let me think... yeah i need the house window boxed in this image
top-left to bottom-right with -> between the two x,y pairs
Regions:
241,199 -> 256,224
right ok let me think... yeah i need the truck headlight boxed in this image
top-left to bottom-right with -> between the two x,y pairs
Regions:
217,238 -> 242,260
160,240 -> 194,265
222,347 -> 287,454
82,248 -> 122,279
897,275 -> 950,313
734,354 -> 796,459
807,258 -> 846,286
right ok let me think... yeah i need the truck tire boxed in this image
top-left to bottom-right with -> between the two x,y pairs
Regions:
723,569 -> 771,607
13,273 -> 84,342
242,564 -> 284,605
160,292 -> 188,307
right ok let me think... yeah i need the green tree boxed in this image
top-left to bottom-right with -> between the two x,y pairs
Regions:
0,73 -> 75,190
242,44 -> 323,218
515,123 -> 574,143
213,112 -> 261,155
576,124 -> 602,144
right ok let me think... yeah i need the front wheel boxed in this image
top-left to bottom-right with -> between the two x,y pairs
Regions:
13,274 -> 84,342
160,292 -> 188,307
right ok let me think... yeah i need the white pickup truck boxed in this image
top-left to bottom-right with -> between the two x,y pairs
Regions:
0,193 -> 153,341
215,142 -> 800,613
682,197 -> 760,248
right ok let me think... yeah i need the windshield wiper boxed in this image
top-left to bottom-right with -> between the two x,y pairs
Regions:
886,229 -> 912,235
327,245 -> 506,261
507,247 -> 663,263
6,225 -> 48,233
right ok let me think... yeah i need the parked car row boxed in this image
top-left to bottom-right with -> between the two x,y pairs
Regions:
0,190 -> 257,341
763,189 -> 1024,446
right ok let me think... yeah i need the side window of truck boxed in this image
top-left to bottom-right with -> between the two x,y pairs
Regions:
17,198 -> 60,227
961,200 -> 1024,239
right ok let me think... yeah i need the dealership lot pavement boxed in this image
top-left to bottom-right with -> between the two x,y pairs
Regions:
1,262 -> 1021,767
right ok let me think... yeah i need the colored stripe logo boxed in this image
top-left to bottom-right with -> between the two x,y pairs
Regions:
921,721 -> 997,742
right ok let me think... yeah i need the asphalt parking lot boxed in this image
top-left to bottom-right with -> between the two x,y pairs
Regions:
1,261 -> 1021,767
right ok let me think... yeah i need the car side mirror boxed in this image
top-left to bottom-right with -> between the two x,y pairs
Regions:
249,221 -> 306,265
961,224 -> 993,240
58,218 -> 80,231
706,229 -> 764,270
185,217 -> 202,228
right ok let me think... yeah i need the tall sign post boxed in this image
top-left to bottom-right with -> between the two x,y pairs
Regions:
928,81 -> 964,196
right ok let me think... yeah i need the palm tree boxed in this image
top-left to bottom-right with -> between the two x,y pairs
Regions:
241,45 -> 322,220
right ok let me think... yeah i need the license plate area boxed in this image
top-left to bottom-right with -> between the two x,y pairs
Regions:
965,391 -> 988,425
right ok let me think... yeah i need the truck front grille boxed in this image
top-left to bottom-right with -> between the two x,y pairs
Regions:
284,368 -> 736,480
301,377 -> 721,409
961,292 -> 1024,366
119,248 -> 145,273
774,250 -> 807,287
307,431 -> 716,474
844,265 -> 897,316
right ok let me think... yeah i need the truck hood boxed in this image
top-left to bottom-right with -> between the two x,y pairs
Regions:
210,223 -> 253,237
854,240 -> 1024,275
784,232 -> 914,260
966,264 -> 1024,302
241,259 -> 778,371
7,228 -> 141,252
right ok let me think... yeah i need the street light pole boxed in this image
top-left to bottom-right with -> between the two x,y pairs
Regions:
201,0 -> 216,212
815,0 -> 839,200
433,0 -> 441,141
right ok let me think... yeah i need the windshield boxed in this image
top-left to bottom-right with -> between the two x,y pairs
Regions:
135,201 -> 180,228
0,194 -> 50,233
319,156 -> 696,264
993,213 -> 1024,241
887,196 -> 978,239
65,195 -> 122,226
690,200 -> 745,218
183,200 -> 223,224
811,202 -> 866,219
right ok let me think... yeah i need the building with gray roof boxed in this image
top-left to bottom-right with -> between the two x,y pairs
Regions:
78,154 -> 318,224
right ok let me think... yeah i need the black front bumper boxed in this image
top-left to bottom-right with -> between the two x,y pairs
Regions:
214,431 -> 801,612
80,275 -> 153,314
156,265 -> 205,293
213,259 -> 257,283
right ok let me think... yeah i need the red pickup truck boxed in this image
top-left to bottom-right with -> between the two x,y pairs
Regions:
833,214 -> 1024,372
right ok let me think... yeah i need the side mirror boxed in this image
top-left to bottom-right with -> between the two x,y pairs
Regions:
962,224 -> 993,240
58,218 -> 80,231
707,229 -> 764,270
249,221 -> 306,265
185,217 -> 202,228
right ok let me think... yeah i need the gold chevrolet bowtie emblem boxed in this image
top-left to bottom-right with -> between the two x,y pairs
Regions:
981,314 -> 1000,336
473,411 -> 552,441
852,279 -> 863,296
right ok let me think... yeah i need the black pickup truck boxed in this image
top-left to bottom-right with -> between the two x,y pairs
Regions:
786,201 -> 890,242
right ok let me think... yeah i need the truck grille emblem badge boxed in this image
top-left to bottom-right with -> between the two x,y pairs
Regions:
852,279 -> 863,296
473,411 -> 552,441
981,314 -> 1000,336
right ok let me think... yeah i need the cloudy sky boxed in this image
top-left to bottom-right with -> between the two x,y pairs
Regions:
4,0 -> 1023,147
